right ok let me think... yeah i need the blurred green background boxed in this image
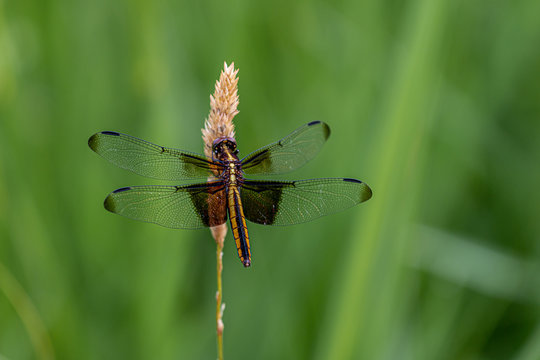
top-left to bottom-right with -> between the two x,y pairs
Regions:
1,0 -> 540,359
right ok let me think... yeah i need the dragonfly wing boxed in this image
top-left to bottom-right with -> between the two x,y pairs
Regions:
104,181 -> 228,229
240,178 -> 372,225
89,131 -> 219,180
241,121 -> 330,175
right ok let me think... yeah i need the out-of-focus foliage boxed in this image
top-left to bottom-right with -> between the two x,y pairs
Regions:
1,0 -> 539,359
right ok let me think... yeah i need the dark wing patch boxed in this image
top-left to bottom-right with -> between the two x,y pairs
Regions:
240,178 -> 372,226
104,181 -> 227,229
241,121 -> 330,175
89,131 -> 220,180
239,181 -> 291,225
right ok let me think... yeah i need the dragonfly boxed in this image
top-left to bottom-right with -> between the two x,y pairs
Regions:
88,121 -> 372,267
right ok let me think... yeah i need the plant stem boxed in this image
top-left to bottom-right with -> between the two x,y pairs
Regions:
216,232 -> 225,360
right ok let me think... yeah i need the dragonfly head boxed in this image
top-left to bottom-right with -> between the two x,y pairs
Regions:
212,137 -> 238,160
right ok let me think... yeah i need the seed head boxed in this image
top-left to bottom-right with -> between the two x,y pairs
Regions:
202,62 -> 239,158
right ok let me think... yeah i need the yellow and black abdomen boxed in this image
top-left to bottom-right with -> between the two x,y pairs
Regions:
227,186 -> 251,267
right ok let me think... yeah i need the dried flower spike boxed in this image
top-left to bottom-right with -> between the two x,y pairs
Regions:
202,62 -> 239,159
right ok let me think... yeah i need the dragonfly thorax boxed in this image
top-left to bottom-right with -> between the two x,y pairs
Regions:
211,137 -> 243,185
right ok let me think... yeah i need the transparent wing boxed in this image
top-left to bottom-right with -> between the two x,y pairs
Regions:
240,178 -> 372,225
104,181 -> 228,229
241,121 -> 330,175
89,131 -> 220,180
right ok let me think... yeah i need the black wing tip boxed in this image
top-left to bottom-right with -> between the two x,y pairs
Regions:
88,131 -> 121,150
101,131 -> 121,136
343,178 -> 362,183
104,187 -> 132,212
307,120 -> 331,140
113,186 -> 132,193
342,178 -> 373,201
104,187 -> 131,212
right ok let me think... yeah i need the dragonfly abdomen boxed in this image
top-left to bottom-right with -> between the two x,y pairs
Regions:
227,186 -> 251,267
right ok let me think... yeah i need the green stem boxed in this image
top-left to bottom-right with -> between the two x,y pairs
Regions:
216,235 -> 224,360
